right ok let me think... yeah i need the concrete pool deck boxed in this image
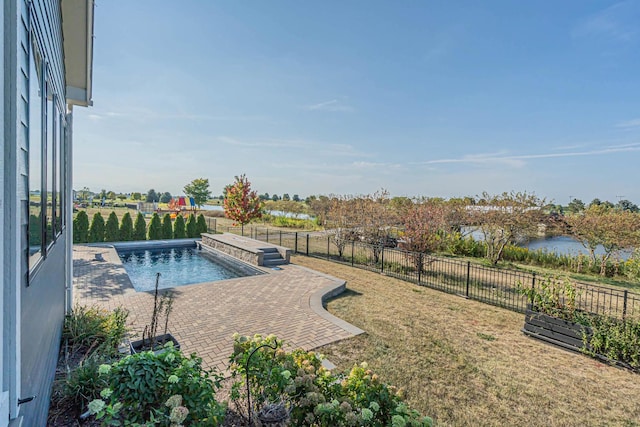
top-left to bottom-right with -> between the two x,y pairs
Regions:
72,244 -> 364,372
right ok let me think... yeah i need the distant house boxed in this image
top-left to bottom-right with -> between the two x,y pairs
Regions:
2,1 -> 95,425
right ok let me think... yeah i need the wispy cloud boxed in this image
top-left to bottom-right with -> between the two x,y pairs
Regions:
87,108 -> 268,122
572,1 -> 639,42
217,136 -> 310,149
616,118 -> 640,128
305,99 -> 354,112
414,143 -> 640,167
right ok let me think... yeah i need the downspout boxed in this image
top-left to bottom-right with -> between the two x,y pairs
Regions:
65,109 -> 73,313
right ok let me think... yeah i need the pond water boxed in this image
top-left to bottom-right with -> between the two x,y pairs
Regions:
201,204 -> 312,219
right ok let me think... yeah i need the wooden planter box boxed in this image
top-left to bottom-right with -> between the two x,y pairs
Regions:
129,333 -> 180,354
522,306 -> 591,353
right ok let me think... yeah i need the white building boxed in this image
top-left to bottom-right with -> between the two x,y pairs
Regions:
2,1 -> 94,425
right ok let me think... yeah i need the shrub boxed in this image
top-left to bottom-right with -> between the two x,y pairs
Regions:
186,214 -> 197,238
90,344 -> 226,425
583,315 -> 640,369
148,212 -> 162,240
63,305 -> 129,358
104,212 -> 119,242
88,213 -> 105,243
174,215 -> 186,238
133,212 -> 147,241
73,211 -> 90,243
196,214 -> 208,236
119,212 -> 133,241
30,213 -> 42,245
229,334 -> 432,427
161,213 -> 173,239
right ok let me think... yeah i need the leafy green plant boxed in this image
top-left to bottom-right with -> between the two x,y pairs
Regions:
92,343 -> 225,425
518,276 -> 581,320
583,315 -> 640,369
63,305 -> 129,357
229,334 -> 433,427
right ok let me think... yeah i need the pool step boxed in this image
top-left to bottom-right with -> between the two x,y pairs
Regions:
260,247 -> 287,266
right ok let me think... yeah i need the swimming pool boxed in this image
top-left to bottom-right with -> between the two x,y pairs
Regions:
117,245 -> 263,292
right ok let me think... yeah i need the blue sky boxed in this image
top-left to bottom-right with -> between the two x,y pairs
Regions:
73,0 -> 640,204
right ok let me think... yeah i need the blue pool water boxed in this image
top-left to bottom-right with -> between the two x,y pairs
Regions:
118,246 -> 259,292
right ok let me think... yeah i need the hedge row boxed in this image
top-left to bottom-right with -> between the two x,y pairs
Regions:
72,211 -> 208,243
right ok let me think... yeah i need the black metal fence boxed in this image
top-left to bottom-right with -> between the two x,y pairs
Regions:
210,224 -> 640,320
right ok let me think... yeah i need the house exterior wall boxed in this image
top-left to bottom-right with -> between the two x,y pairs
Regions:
3,0 -> 76,425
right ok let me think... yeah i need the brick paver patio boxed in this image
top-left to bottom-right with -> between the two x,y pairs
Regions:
72,244 -> 363,372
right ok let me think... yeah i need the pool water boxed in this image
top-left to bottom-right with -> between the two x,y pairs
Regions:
118,246 -> 259,292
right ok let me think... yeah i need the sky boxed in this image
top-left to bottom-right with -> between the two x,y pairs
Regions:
73,0 -> 640,204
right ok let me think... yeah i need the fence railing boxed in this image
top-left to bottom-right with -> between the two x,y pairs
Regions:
210,224 -> 640,320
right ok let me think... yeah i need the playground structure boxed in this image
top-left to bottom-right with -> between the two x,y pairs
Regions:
167,196 -> 198,218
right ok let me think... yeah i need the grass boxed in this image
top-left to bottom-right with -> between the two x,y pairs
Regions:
292,255 -> 640,427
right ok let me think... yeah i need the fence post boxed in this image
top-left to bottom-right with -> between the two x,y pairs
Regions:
381,246 -> 384,273
530,273 -> 536,306
418,252 -> 423,284
466,261 -> 471,297
266,228 -> 269,243
294,232 -> 298,254
623,290 -> 628,319
306,234 -> 309,256
213,218 -> 216,234
351,240 -> 354,267
279,230 -> 282,246
327,236 -> 330,259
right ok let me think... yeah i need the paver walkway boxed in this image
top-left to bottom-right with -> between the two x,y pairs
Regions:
72,245 -> 363,372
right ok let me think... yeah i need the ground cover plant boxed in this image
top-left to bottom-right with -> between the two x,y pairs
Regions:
292,256 -> 640,426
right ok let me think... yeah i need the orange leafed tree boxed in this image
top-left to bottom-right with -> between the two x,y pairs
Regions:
223,174 -> 263,234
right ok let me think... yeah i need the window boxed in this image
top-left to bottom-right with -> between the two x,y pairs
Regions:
56,113 -> 65,234
45,86 -> 55,246
28,40 -> 43,267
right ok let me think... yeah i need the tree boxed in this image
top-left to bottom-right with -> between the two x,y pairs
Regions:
78,186 -> 91,202
173,215 -> 186,238
160,192 -> 172,203
325,195 -> 358,258
259,192 -> 270,201
146,189 -> 159,203
292,194 -> 300,202
119,212 -> 133,241
196,214 -> 208,236
616,199 -> 639,213
308,195 -> 331,226
107,191 -> 117,201
471,191 -> 546,264
183,178 -> 211,207
73,210 -> 89,243
566,205 -> 640,275
271,194 -> 279,201
88,213 -> 105,243
186,214 -> 197,238
99,189 -> 107,200
104,211 -> 120,242
133,212 -> 147,241
161,214 -> 173,239
131,192 -> 142,201
282,193 -> 290,201
567,198 -> 585,214
350,190 -> 398,262
589,198 -> 602,208
400,200 -> 447,270
117,193 -> 127,201
147,213 -> 162,240
223,174 -> 263,234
